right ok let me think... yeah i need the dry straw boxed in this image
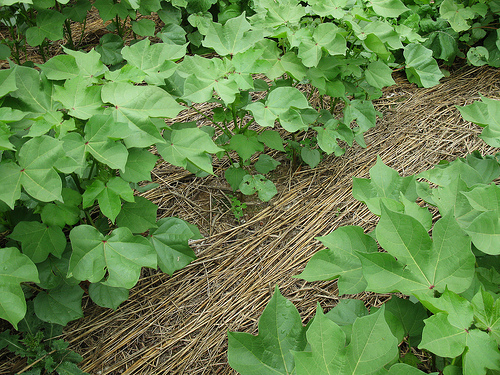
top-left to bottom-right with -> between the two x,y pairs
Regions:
1,65 -> 499,374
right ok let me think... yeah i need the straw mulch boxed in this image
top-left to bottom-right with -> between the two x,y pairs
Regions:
2,65 -> 499,374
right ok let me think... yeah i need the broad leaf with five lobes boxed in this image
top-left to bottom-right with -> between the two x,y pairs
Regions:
359,206 -> 475,296
68,225 -> 157,289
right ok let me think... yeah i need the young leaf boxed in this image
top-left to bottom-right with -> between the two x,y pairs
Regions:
352,156 -> 417,216
384,297 -> 427,345
246,87 -> 311,128
0,69 -> 17,98
300,147 -> 320,168
297,226 -> 377,295
149,217 -> 199,276
257,130 -> 284,151
228,287 -> 307,375
255,154 -> 280,174
0,248 -> 39,329
96,33 -> 124,65
229,133 -> 264,161
33,284 -> 83,326
225,165 -> 248,191
365,60 -> 396,90
369,0 -> 409,18
63,48 -> 108,83
131,18 -> 156,36
440,0 -> 476,32
68,225 -> 157,289
88,283 -> 129,310
239,174 -> 277,201
471,288 -> 500,345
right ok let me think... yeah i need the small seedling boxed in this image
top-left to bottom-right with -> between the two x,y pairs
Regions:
228,194 -> 247,222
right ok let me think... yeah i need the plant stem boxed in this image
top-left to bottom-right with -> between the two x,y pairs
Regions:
231,102 -> 239,133
239,118 -> 255,133
191,106 -> 231,136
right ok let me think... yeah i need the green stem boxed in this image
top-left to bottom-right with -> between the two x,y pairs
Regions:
88,159 -> 98,180
115,15 -> 122,37
239,118 -> 255,133
330,97 -> 339,115
231,102 -> 239,133
71,173 -> 84,195
84,210 -> 96,227
64,19 -> 75,49
191,106 -> 231,136
78,18 -> 87,46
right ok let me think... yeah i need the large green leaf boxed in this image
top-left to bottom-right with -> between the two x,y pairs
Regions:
38,54 -> 79,81
404,44 -> 444,88
0,136 -> 65,206
63,47 -> 108,83
202,13 -> 263,56
359,208 -> 475,295
369,0 -> 409,18
297,226 -> 378,294
149,217 -> 200,276
120,148 -> 158,183
458,96 -> 500,148
308,0 -> 348,18
25,9 -> 66,46
0,248 -> 39,329
294,305 -> 398,374
121,38 -> 186,85
9,65 -> 59,118
0,69 -> 17,98
364,60 -> 396,90
53,77 -> 104,120
68,225 -> 157,289
228,287 -> 307,374
157,127 -> 223,174
9,221 -> 66,263
471,288 -> 500,345
33,284 -> 83,325
101,82 -> 183,126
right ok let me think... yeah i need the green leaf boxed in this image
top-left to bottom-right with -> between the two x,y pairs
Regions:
384,297 -> 427,345
121,38 -> 185,85
102,81 -> 183,125
352,156 -> 417,216
424,31 -> 459,64
308,0 -> 348,18
202,13 -> 263,56
404,44 -> 444,88
158,23 -> 187,45
0,69 -> 17,98
0,161 -> 23,209
33,284 -> 83,325
471,288 -> 500,345
120,148 -> 158,183
229,133 -> 264,161
360,208 -> 475,295
53,77 -> 103,120
19,135 -> 64,203
300,147 -> 320,168
63,48 -> 108,83
297,226 -> 378,294
25,9 -> 66,46
228,287 -> 307,375
343,99 -> 380,134
116,196 -> 158,233
246,87 -> 311,128
131,18 -> 156,36
239,174 -> 277,201
458,96 -> 500,148
157,127 -> 223,174
294,305 -> 398,375
440,0 -> 476,32
9,65 -> 59,118
369,0 -> 409,18
314,120 -> 354,156
0,122 -> 15,151
365,60 -> 396,89
96,33 -> 124,65
88,283 -> 129,310
38,55 -> 79,81
149,217 -> 199,276
68,225 -> 157,289
257,130 -> 285,151
255,154 -> 280,174
388,363 -> 434,374
225,165 -> 248,191
82,177 -> 134,222
0,248 -> 39,329
9,221 -> 66,263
